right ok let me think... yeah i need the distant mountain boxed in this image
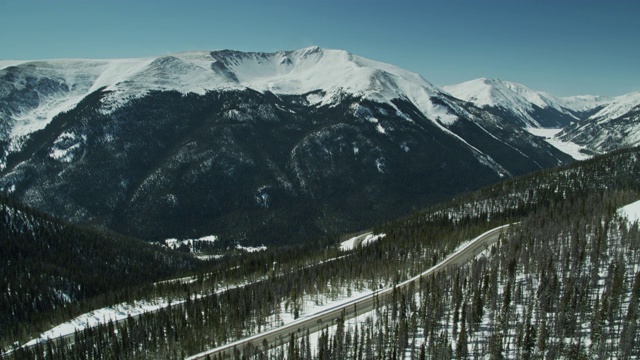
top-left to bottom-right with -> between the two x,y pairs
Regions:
0,48 -> 575,244
557,92 -> 640,153
556,94 -> 611,116
443,78 -> 606,128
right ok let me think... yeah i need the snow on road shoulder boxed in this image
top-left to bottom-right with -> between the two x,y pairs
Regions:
618,200 -> 640,225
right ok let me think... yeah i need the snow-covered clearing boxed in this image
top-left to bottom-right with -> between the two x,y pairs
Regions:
236,244 -> 267,253
163,234 -> 218,250
618,199 -> 640,225
339,232 -> 386,251
526,127 -> 592,160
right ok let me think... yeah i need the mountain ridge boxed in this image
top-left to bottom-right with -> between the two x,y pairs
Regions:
0,47 -> 456,144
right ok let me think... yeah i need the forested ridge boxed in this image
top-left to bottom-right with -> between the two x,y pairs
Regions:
3,146 -> 640,359
0,197 -> 201,346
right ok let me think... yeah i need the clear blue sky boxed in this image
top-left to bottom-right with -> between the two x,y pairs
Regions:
1,0 -> 638,97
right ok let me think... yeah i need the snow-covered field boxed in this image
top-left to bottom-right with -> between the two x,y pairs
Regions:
526,127 -> 592,160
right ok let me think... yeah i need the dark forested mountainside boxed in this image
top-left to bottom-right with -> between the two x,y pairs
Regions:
413,146 -> 640,225
0,85 -> 570,246
6,147 -> 639,359
0,196 -> 200,344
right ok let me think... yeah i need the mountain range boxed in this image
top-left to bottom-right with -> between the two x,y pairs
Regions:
0,47 -> 638,245
443,77 -> 640,153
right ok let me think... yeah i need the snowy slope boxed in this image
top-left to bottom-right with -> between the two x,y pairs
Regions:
557,94 -> 611,113
172,47 -> 462,126
589,91 -> 640,122
443,78 -> 579,127
208,47 -> 450,115
1,59 -> 156,139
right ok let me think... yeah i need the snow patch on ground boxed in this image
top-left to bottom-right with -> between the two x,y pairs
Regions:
195,254 -> 225,261
526,127 -> 592,160
339,233 -> 386,251
375,157 -> 385,173
618,199 -> 640,225
276,289 -> 372,327
48,132 -> 86,163
164,235 -> 218,250
236,244 -> 267,253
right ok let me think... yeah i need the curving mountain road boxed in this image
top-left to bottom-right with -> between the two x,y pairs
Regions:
186,224 -> 511,359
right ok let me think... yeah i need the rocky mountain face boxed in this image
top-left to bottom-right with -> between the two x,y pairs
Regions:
0,48 -> 586,245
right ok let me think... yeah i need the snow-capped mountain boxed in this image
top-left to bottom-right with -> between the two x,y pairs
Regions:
442,78 -> 600,128
556,94 -> 611,114
557,92 -> 640,153
0,48 -> 574,244
0,47 -> 456,146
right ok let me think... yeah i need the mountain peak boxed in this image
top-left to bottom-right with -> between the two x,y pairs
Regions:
443,78 -> 580,128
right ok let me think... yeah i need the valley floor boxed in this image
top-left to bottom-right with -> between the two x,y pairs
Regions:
526,127 -> 592,160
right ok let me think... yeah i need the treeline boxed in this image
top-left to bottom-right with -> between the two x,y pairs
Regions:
404,146 -> 640,227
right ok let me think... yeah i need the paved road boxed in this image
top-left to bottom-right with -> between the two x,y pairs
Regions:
186,224 -> 510,359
